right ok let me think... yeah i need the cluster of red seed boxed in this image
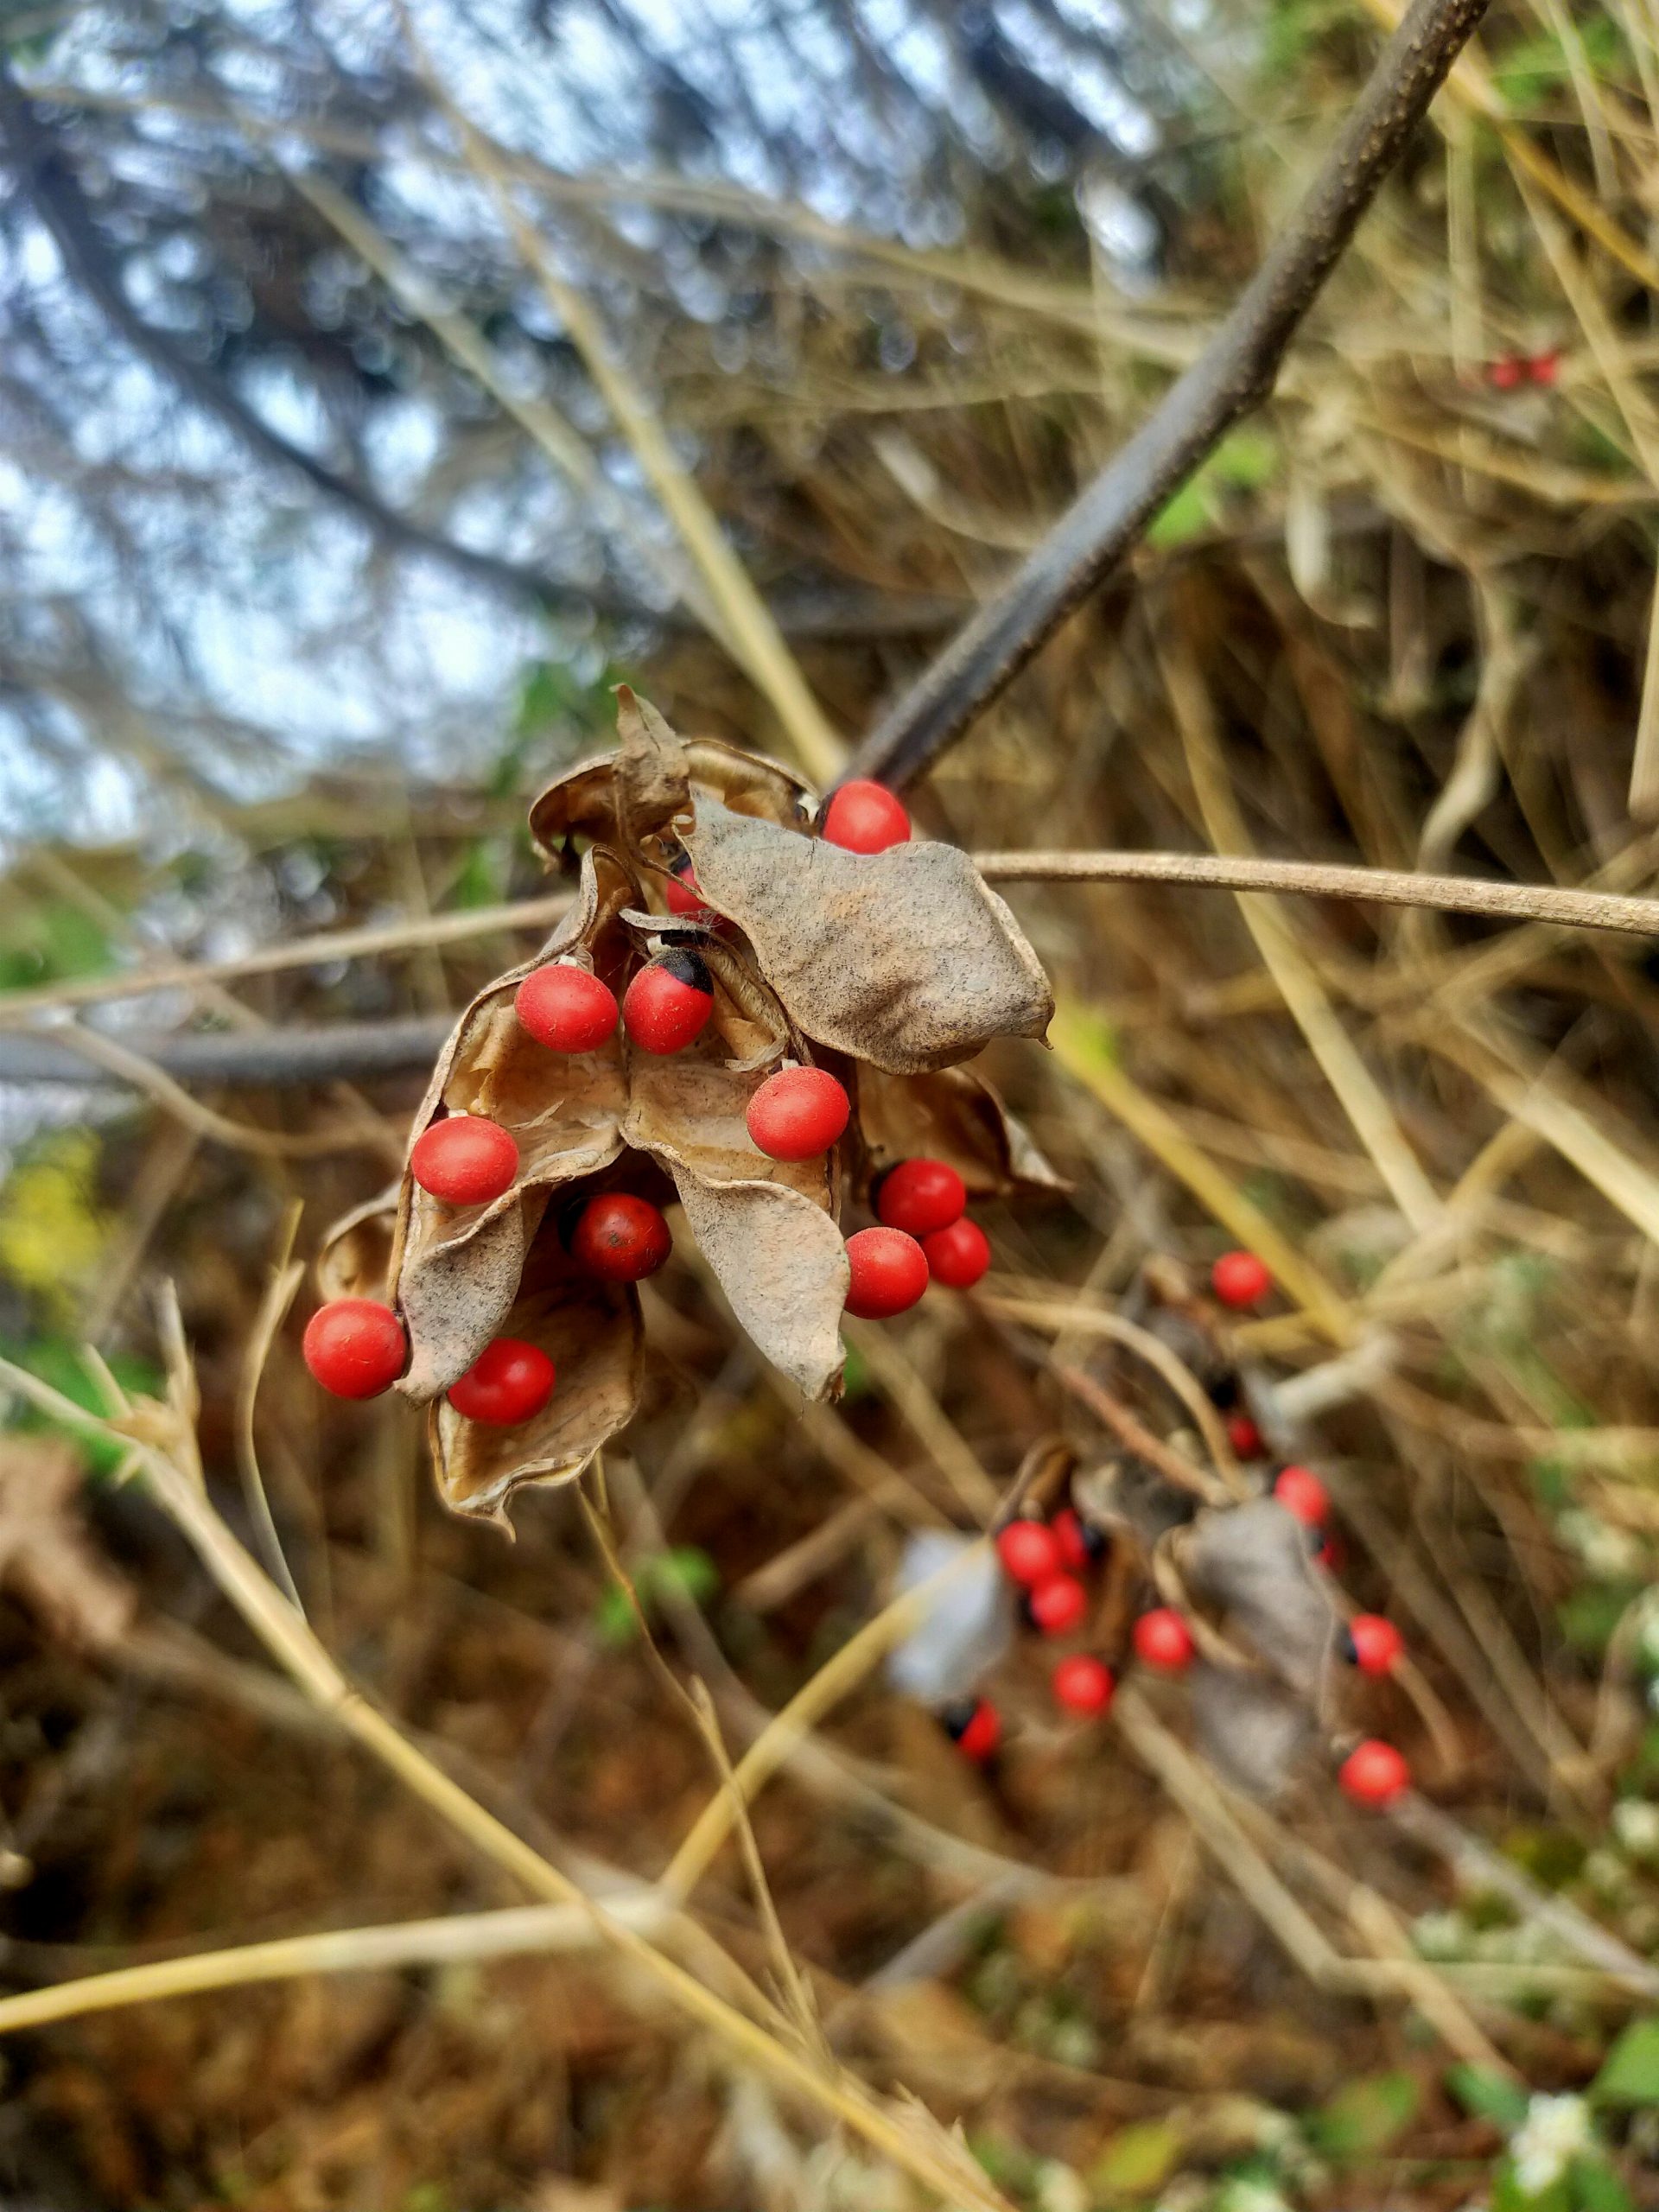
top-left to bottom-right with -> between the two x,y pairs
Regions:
945,1404 -> 1414,1807
1486,350 -> 1560,390
302,779 -> 991,1423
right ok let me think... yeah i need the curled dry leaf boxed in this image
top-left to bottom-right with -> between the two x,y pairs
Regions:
1178,1500 -> 1339,1706
391,848 -> 633,1401
683,796 -> 1053,1073
528,697 -> 810,868
316,1186 -> 399,1302
1189,1662 -> 1316,1802
855,1062 -> 1062,1195
429,1213 -> 644,1528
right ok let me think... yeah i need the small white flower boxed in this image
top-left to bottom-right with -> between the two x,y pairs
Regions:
1510,2093 -> 1593,2196
1613,1798 -> 1659,1862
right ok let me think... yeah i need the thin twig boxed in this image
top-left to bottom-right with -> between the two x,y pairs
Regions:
849,0 -> 1491,786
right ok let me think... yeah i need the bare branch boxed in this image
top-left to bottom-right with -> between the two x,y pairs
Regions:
850,0 -> 1491,789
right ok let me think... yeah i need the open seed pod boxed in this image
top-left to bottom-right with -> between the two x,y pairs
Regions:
318,689 -> 1058,1527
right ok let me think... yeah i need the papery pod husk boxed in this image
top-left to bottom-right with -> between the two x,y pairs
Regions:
1176,1499 -> 1339,1709
620,954 -> 847,1402
316,1186 -> 399,1302
683,795 -> 1053,1073
528,690 -> 812,869
390,847 -> 635,1401
428,1209 -> 645,1529
1189,1662 -> 1317,1802
855,1063 -> 1064,1198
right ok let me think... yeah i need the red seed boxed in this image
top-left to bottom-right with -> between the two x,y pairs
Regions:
947,1699 -> 1001,1762
1347,1615 -> 1402,1675
995,1518 -> 1064,1587
1052,1506 -> 1105,1571
623,948 -> 714,1055
1274,1463 -> 1330,1527
1317,1532 -> 1347,1574
821,779 -> 912,854
1052,1654 -> 1115,1715
1529,348 -> 1561,387
410,1115 -> 518,1207
1211,1249 -> 1272,1307
1226,1412 -> 1265,1459
662,856 -> 715,920
571,1193 -> 673,1282
922,1217 -> 990,1290
877,1157 -> 966,1238
1132,1607 -> 1194,1672
1488,353 -> 1524,390
302,1298 -> 407,1400
843,1227 -> 929,1319
516,963 -> 620,1053
447,1337 -> 556,1425
746,1065 -> 850,1160
1339,1738 -> 1410,1807
1027,1573 -> 1087,1637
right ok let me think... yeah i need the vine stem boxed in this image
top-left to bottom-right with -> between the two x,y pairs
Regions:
849,0 -> 1491,789
974,849 -> 1659,938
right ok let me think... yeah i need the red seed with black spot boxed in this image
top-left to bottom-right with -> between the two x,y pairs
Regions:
623,947 -> 714,1055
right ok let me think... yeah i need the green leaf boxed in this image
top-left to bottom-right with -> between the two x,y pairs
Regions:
1447,2063 -> 1530,2131
1592,2016 -> 1659,2107
1,1335 -> 160,1479
1091,2120 -> 1182,2196
645,1547 -> 720,1606
594,1585 -> 639,1646
1310,2069 -> 1421,2160
1572,2157 -> 1635,2212
1497,2163 -> 1571,2212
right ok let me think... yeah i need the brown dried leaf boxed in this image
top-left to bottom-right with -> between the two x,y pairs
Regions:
622,1001 -> 845,1399
391,849 -> 632,1400
855,1062 -> 1063,1194
683,798 -> 1053,1072
0,1436 -> 136,1651
1179,1499 -> 1338,1704
1189,1663 -> 1315,1802
316,1187 -> 399,1301
529,715 -> 810,867
428,1219 -> 644,1526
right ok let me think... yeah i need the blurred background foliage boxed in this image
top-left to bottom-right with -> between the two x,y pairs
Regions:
3,0 -> 1659,2206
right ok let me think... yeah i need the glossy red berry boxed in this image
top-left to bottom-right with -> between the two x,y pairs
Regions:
1052,1507 -> 1106,1571
943,1698 -> 1001,1762
1529,348 -> 1560,387
1339,1738 -> 1410,1807
1226,1412 -> 1265,1459
1052,1654 -> 1115,1715
844,1227 -> 929,1319
746,1065 -> 850,1160
1317,1533 -> 1347,1573
572,1192 -> 673,1281
410,1114 -> 518,1207
1026,1573 -> 1088,1637
821,779 -> 911,854
447,1337 -> 556,1425
1345,1615 -> 1402,1675
1488,353 -> 1523,390
302,1299 -> 407,1400
623,948 -> 714,1055
1132,1607 -> 1194,1672
516,963 -> 620,1054
1211,1249 -> 1272,1308
1274,1464 -> 1330,1527
662,855 -> 715,920
922,1217 -> 990,1290
877,1157 -> 966,1237
995,1518 -> 1064,1587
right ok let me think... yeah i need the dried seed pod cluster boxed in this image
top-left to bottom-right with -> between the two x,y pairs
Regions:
307,691 -> 1058,1525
